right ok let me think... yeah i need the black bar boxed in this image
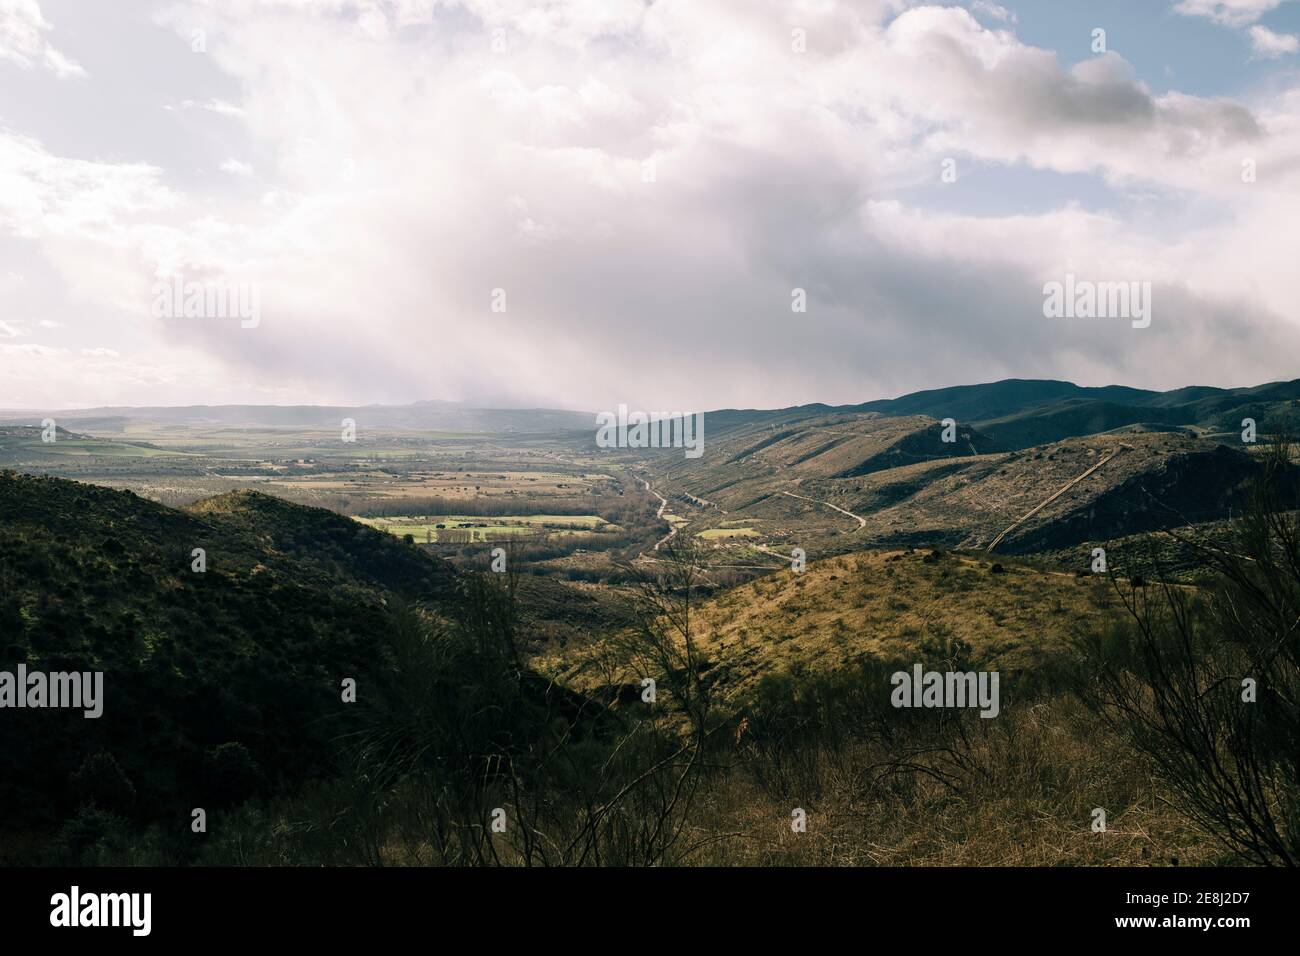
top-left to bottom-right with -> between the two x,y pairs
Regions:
0,866 -> 1286,942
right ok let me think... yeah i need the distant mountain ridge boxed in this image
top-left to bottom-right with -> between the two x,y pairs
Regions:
3,377 -> 1297,442
701,377 -> 1300,450
640,376 -> 1300,562
852,379 -> 1161,421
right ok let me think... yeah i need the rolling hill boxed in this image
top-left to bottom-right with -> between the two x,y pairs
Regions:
632,379 -> 1300,563
0,472 -> 623,835
543,548 -> 1128,708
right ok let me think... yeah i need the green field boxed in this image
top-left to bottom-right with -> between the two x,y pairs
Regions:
356,513 -> 608,542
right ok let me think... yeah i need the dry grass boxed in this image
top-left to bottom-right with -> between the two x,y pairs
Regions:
678,697 -> 1227,867
543,550 -> 1125,703
522,549 -> 1233,867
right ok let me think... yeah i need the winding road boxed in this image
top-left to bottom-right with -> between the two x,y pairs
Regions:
985,443 -> 1132,553
781,489 -> 866,532
640,477 -> 679,550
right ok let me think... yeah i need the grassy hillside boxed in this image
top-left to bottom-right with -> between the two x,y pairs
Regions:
708,414 -> 999,479
638,416 -> 1290,566
861,432 -> 1273,554
0,473 -> 462,829
544,548 -> 1126,706
975,399 -> 1193,450
850,377 -> 1300,443
521,542 -> 1250,867
693,550 -> 1120,694
670,377 -> 1300,458
187,489 -> 457,602
0,472 -> 624,847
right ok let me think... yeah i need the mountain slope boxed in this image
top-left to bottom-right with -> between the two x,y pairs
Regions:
869,433 -> 1277,554
853,379 -> 1159,422
545,549 -> 1127,705
688,378 -> 1300,451
186,489 -> 458,602
640,421 -> 1288,561
0,472 -> 469,827
0,473 -> 625,835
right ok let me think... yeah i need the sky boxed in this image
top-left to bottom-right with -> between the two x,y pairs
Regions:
2,0 -> 1300,412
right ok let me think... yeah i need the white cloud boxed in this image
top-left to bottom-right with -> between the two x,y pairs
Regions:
220,158 -> 255,176
1174,0 -> 1290,26
1250,23 -> 1300,55
869,8 -> 1266,195
0,0 -> 86,77
2,0 -> 1300,408
971,1 -> 1016,23
1177,2 -> 1300,65
175,98 -> 247,117
0,131 -> 177,241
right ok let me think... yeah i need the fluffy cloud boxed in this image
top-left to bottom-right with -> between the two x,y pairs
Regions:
1250,23 -> 1300,55
1174,0 -> 1291,27
0,0 -> 86,77
870,9 -> 1265,194
219,158 -> 254,176
970,1 -> 1016,23
1178,1 -> 1300,59
2,0 -> 1300,409
0,131 -> 176,241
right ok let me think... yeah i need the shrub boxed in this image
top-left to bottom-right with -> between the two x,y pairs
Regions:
71,751 -> 136,815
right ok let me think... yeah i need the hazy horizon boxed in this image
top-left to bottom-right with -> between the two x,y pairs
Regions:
2,370 -> 1297,418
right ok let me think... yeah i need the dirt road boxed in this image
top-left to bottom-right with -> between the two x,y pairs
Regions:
781,489 -> 866,532
985,444 -> 1132,553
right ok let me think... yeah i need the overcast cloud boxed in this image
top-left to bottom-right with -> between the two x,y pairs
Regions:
1,0 -> 1299,411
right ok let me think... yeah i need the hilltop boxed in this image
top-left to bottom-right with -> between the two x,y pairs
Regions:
186,489 -> 458,601
544,549 -> 1126,706
850,377 -> 1300,444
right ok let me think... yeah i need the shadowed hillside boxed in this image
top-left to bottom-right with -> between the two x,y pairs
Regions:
0,472 -> 464,831
187,489 -> 458,601
0,473 -> 623,845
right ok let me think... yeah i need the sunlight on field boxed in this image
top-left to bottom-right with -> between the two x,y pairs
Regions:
271,470 -> 600,500
356,513 -> 608,542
